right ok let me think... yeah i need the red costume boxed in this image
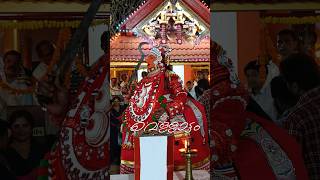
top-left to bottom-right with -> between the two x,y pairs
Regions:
47,55 -> 110,179
120,45 -> 210,173
199,41 -> 308,179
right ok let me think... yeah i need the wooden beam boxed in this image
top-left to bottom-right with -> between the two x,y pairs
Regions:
0,2 -> 110,13
211,2 -> 320,11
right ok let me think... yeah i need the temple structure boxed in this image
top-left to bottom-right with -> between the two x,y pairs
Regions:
110,0 -> 210,84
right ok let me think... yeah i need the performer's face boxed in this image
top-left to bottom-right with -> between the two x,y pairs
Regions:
146,55 -> 156,70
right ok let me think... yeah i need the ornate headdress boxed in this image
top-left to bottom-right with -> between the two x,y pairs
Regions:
146,45 -> 172,71
211,40 -> 240,87
210,40 -> 249,168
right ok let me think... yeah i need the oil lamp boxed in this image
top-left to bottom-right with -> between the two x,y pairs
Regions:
179,138 -> 197,180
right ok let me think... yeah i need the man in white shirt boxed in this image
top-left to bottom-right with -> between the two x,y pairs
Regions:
0,51 -> 33,120
244,59 -> 279,121
110,78 -> 122,97
32,40 -> 55,81
120,74 -> 128,88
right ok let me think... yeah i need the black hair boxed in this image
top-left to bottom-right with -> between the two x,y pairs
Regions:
0,120 -> 9,137
3,50 -> 22,62
271,76 -> 297,106
195,79 -> 209,98
111,96 -> 122,103
36,40 -> 55,57
101,31 -> 110,53
9,110 -> 34,128
278,29 -> 299,42
280,53 -> 320,91
244,60 -> 260,75
197,79 -> 209,89
186,81 -> 192,84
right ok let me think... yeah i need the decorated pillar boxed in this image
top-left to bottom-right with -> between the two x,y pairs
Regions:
158,10 -> 168,44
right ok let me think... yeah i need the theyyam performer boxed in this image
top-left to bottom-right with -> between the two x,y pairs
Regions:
120,43 -> 210,173
199,40 -> 309,179
34,31 -> 110,179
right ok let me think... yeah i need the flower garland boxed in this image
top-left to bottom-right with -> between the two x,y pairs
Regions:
0,20 -> 108,30
63,57 -> 89,88
262,15 -> 320,24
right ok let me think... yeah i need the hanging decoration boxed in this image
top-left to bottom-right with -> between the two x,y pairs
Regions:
262,15 -> 320,25
0,19 -> 108,30
131,0 -> 209,45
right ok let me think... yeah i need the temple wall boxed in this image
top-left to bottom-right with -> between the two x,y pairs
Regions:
211,12 -> 238,74
88,24 -> 109,65
237,11 -> 261,84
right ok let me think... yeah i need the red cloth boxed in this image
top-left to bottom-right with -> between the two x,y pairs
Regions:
209,40 -> 308,179
121,70 -> 210,173
49,55 -> 109,179
234,112 -> 309,180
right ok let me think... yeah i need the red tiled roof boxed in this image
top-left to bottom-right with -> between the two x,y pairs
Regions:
110,35 -> 210,63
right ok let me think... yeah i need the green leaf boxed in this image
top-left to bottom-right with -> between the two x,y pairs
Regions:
152,115 -> 157,122
161,103 -> 167,109
158,96 -> 164,102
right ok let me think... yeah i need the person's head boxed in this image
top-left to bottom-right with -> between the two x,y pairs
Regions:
202,70 -> 209,79
111,78 -> 118,86
3,50 -> 22,79
121,74 -> 127,81
145,47 -> 166,71
197,71 -> 204,80
186,81 -> 193,91
142,71 -> 148,78
195,79 -> 209,97
111,96 -> 121,108
271,76 -> 297,115
244,60 -> 261,92
277,29 -> 299,59
101,31 -> 110,53
280,53 -> 320,97
36,40 -> 55,65
0,120 -> 10,150
9,110 -> 34,143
